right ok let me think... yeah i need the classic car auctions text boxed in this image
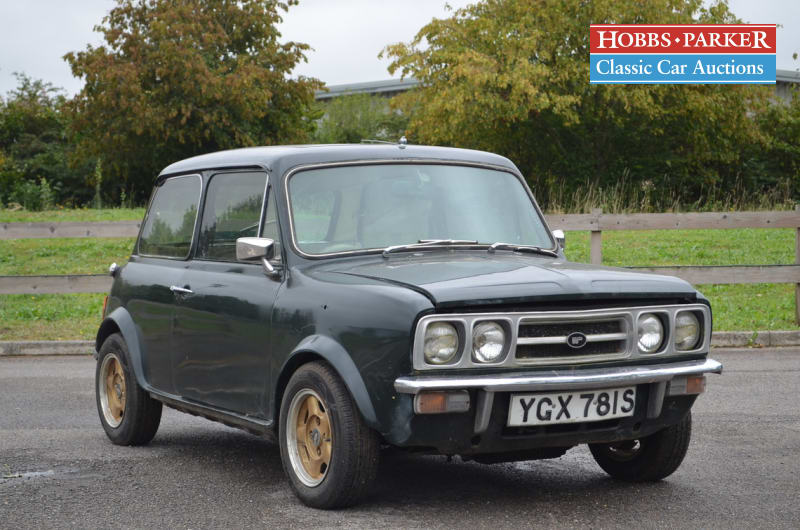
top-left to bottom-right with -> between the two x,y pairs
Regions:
589,24 -> 776,84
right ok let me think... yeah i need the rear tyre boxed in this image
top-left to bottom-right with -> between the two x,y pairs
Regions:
589,412 -> 692,482
279,362 -> 380,509
96,333 -> 162,445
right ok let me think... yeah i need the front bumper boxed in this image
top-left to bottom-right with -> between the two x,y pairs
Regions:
395,358 -> 722,394
391,358 -> 722,453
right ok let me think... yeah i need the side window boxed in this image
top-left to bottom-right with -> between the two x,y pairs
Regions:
197,171 -> 267,261
138,175 -> 202,259
261,187 -> 282,262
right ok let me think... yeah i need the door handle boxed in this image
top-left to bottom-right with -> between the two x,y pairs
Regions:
169,285 -> 193,295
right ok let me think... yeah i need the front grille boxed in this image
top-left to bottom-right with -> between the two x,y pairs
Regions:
518,320 -> 622,338
516,340 -> 628,359
515,318 -> 628,362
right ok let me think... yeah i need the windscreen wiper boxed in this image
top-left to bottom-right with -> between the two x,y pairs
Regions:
487,242 -> 559,257
382,239 -> 479,258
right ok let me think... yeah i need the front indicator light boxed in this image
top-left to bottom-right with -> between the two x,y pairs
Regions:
414,391 -> 470,414
686,375 -> 706,394
668,375 -> 706,396
423,322 -> 460,364
637,313 -> 664,353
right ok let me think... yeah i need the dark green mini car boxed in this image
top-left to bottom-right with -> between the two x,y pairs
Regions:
95,143 -> 722,508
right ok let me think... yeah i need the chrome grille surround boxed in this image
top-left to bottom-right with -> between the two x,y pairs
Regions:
412,304 -> 711,371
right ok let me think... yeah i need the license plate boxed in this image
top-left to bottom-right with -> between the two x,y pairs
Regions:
507,387 -> 636,427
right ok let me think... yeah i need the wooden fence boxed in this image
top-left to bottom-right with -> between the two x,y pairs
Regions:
3,209 -> 800,321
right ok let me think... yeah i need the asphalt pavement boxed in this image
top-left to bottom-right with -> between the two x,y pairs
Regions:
1,349 -> 798,529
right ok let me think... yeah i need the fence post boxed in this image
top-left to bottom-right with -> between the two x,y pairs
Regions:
795,205 -> 800,325
590,208 -> 603,265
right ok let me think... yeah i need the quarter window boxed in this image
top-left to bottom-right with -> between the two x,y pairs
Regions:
197,171 -> 267,261
138,175 -> 202,259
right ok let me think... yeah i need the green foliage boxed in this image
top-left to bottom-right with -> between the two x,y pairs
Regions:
8,177 -> 56,211
755,86 -> 800,194
64,0 -> 323,203
313,93 -> 408,144
92,159 -> 103,209
543,172 -> 795,213
383,0 -> 792,211
0,74 -> 94,206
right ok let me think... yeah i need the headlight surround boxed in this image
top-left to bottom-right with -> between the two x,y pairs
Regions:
637,313 -> 664,353
423,322 -> 460,364
472,321 -> 506,363
674,311 -> 701,351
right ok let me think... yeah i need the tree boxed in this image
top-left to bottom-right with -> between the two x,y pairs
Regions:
313,93 -> 408,144
382,0 -> 779,211
65,0 -> 322,202
0,74 -> 92,207
754,85 -> 800,202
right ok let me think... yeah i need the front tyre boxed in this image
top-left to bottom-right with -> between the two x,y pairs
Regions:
96,333 -> 162,445
279,362 -> 379,509
589,412 -> 692,482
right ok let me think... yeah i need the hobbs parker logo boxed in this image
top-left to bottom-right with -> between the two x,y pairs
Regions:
589,24 -> 776,84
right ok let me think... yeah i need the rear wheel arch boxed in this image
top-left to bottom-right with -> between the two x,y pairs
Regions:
95,307 -> 149,392
96,318 -> 121,353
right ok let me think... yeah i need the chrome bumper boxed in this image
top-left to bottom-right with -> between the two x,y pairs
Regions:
395,358 -> 722,435
394,358 -> 722,394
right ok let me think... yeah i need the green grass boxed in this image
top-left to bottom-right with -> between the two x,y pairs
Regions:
0,224 -> 796,340
0,238 -> 135,275
563,229 -> 793,266
0,207 -> 144,223
0,294 -> 104,341
701,284 -> 796,331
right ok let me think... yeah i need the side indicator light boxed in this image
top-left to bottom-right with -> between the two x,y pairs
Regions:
102,295 -> 108,318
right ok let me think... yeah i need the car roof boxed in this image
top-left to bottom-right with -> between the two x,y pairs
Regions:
158,144 -> 518,177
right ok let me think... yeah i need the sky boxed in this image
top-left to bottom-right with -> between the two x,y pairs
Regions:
0,0 -> 797,96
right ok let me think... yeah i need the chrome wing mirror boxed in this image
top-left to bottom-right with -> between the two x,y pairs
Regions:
236,237 -> 279,277
552,229 -> 565,250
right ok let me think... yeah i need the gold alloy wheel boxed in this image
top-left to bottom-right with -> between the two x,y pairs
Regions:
287,390 -> 332,486
99,353 -> 126,428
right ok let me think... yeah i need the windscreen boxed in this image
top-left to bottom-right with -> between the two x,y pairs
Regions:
288,164 -> 552,256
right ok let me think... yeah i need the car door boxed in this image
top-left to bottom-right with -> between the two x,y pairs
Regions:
126,174 -> 203,394
171,170 -> 283,417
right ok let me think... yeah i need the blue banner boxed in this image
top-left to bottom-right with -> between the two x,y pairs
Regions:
590,54 -> 776,84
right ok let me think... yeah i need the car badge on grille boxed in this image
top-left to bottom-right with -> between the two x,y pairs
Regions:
566,332 -> 588,349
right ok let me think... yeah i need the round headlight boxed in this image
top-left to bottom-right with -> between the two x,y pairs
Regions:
637,313 -> 664,353
424,322 -> 459,364
675,312 -> 700,351
472,321 -> 506,363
